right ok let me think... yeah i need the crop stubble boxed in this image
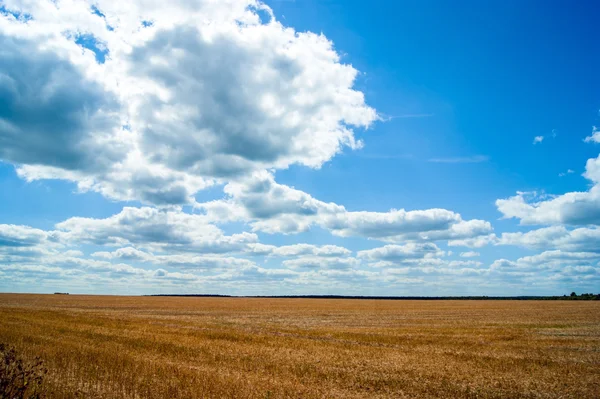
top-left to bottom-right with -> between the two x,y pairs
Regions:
0,294 -> 598,398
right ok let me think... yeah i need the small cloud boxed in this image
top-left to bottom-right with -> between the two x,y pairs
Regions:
558,169 -> 575,177
428,155 -> 489,164
381,113 -> 434,122
533,136 -> 544,145
357,153 -> 415,160
460,251 -> 480,258
551,129 -> 558,138
393,113 -> 435,119
584,126 -> 600,143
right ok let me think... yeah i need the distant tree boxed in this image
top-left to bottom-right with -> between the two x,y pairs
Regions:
570,292 -> 577,297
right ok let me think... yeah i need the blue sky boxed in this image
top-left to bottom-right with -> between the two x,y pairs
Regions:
1,0 -> 599,295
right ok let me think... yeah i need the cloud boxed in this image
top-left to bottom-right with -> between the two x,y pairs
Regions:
367,257 -> 483,273
0,0 -> 377,206
1,216 -> 597,295
199,171 -> 493,243
326,210 -> 472,240
427,155 -> 489,163
128,24 -> 376,177
91,247 -> 256,270
0,32 -> 123,173
16,163 -> 213,207
56,206 -> 257,253
0,224 -> 56,247
254,244 -> 353,257
558,169 -> 575,177
533,136 -> 544,144
244,243 -> 352,258
357,243 -> 444,261
491,251 -> 600,283
448,234 -> 497,248
0,208 -> 496,293
355,244 -> 485,272
205,265 -> 299,283
91,247 -> 149,261
0,243 -> 200,286
460,251 -> 480,258
584,126 -> 600,143
496,154 -> 600,226
506,250 -> 600,268
384,113 -> 434,120
282,256 -> 360,270
445,260 -> 482,268
498,225 -> 600,252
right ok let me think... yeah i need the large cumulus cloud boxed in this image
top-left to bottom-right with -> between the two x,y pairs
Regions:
0,0 -> 376,205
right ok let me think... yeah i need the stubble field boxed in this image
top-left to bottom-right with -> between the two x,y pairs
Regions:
0,294 -> 599,398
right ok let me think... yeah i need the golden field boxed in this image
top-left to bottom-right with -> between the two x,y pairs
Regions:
0,294 -> 599,398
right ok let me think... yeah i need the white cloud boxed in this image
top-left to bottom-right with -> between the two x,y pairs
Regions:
56,206 -> 257,253
326,211 -> 491,242
2,214 -> 598,294
0,224 -> 57,247
584,126 -> 600,143
491,251 -> 600,283
282,256 -> 360,270
448,234 -> 497,248
0,247 -> 200,286
0,0 -> 377,205
427,155 -> 489,163
533,136 -> 544,144
460,251 -> 480,258
497,154 -> 600,225
357,243 -> 444,261
509,250 -> 599,268
91,247 -> 256,270
498,225 -> 600,252
0,32 -> 124,174
243,243 -> 352,258
264,244 -> 352,257
558,169 -> 575,177
446,260 -> 483,268
366,257 -> 482,270
498,126 -> 600,227
200,171 -> 493,243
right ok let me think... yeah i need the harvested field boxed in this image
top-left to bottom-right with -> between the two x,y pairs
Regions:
0,294 -> 599,398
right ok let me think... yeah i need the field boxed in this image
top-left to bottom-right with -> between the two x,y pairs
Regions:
0,295 -> 599,398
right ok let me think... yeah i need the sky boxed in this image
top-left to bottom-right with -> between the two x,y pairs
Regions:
1,0 -> 599,296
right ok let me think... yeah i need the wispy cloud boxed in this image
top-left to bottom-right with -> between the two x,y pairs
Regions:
533,136 -> 544,144
584,126 -> 600,143
558,169 -> 575,177
392,113 -> 435,119
428,155 -> 489,164
381,113 -> 435,121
